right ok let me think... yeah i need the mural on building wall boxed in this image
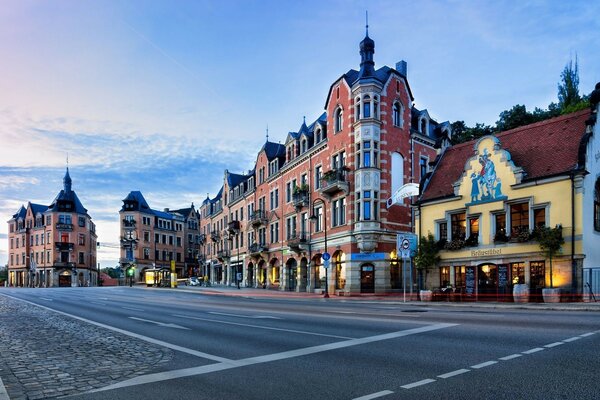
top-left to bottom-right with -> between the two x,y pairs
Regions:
467,148 -> 507,205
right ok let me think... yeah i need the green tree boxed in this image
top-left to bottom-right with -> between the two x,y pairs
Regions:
496,104 -> 535,131
537,225 -> 565,288
414,232 -> 441,291
558,57 -> 581,110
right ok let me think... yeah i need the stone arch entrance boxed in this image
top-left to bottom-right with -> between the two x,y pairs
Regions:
286,258 -> 297,292
269,258 -> 280,288
332,251 -> 346,290
58,270 -> 72,287
299,257 -> 308,292
312,253 -> 323,290
477,263 -> 498,301
247,261 -> 254,288
360,263 -> 375,293
258,259 -> 267,288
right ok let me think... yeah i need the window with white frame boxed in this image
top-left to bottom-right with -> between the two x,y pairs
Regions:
335,107 -> 343,132
393,101 -> 403,127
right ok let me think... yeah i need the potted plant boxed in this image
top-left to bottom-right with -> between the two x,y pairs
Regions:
538,225 -> 564,303
414,232 -> 440,301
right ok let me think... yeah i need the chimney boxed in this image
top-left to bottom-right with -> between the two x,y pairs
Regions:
396,60 -> 407,77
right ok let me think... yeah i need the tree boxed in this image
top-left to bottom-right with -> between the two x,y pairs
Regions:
496,104 -> 535,131
414,232 -> 441,291
558,57 -> 581,110
537,225 -> 565,288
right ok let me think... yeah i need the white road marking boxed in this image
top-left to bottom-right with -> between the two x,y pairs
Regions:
499,354 -> 522,361
172,314 -> 354,339
471,361 -> 498,369
39,297 -> 53,301
0,293 -> 230,363
401,379 -> 436,389
91,323 -> 458,393
91,302 -> 107,306
438,369 -> 470,379
129,317 -> 190,330
122,307 -> 145,311
208,311 -> 281,319
333,311 -> 357,314
522,347 -> 544,354
353,390 -> 394,400
580,332 -> 595,337
563,337 -> 581,342
544,342 -> 564,348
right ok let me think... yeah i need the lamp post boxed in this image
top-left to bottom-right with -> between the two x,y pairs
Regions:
310,197 -> 329,298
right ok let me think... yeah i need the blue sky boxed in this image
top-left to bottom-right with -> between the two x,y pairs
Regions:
1,0 -> 599,268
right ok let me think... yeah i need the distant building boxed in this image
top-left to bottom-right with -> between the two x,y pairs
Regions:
6,168 -> 98,287
416,84 -> 600,301
119,191 -> 202,282
199,29 -> 451,294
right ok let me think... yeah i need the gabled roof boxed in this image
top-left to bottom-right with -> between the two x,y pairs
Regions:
48,189 -> 88,215
29,202 -> 48,216
11,205 -> 26,220
260,141 -> 286,161
121,191 -> 152,213
226,171 -> 251,189
419,109 -> 592,203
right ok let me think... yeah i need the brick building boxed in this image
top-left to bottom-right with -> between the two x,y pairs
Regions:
199,30 -> 451,295
119,191 -> 202,282
6,168 -> 98,287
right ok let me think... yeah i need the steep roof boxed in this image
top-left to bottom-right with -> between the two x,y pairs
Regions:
29,203 -> 48,215
121,191 -> 152,212
261,141 -> 286,161
419,109 -> 592,203
48,189 -> 88,214
11,205 -> 26,220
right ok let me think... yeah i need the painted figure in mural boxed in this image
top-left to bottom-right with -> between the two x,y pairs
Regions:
470,172 -> 481,202
494,178 -> 502,198
479,149 -> 497,200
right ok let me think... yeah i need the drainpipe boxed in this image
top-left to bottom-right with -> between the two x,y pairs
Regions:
570,172 -> 577,299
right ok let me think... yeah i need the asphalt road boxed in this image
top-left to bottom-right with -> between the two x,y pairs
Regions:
2,287 -> 599,400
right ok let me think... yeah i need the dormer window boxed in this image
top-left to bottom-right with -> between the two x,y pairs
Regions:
316,129 -> 322,143
301,138 -> 307,153
335,107 -> 343,132
420,116 -> 429,135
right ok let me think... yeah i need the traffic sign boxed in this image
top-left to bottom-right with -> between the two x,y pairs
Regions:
401,239 -> 410,250
322,252 -> 331,261
323,259 -> 330,268
401,249 -> 411,260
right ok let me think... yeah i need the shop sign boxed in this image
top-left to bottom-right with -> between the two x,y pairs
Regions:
471,249 -> 502,257
387,183 -> 419,208
348,252 -> 386,261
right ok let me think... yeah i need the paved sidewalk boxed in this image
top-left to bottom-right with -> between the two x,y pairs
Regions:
164,283 -> 600,311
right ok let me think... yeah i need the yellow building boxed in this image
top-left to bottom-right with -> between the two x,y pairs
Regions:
416,109 -> 593,302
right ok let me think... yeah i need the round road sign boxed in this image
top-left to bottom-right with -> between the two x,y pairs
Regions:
322,252 -> 331,261
401,239 -> 410,250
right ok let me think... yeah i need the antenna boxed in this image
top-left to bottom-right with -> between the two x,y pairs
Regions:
366,11 -> 369,36
266,124 -> 269,141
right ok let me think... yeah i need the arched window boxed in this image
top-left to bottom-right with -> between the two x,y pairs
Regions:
420,117 -> 428,135
393,101 -> 403,127
316,129 -> 322,143
595,179 -> 600,231
355,97 -> 361,121
373,96 -> 379,119
391,152 -> 404,195
301,139 -> 307,153
363,95 -> 371,118
335,107 -> 343,132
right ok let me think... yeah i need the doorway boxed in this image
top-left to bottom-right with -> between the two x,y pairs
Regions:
477,264 -> 498,301
287,259 -> 297,292
360,264 -> 375,293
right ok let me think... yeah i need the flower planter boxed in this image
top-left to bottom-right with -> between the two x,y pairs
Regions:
420,290 -> 433,301
542,288 -> 561,303
513,284 -> 529,303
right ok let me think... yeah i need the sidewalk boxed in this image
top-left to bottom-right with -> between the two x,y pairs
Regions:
156,284 -> 600,311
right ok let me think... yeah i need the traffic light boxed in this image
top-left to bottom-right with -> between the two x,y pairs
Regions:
127,267 -> 134,277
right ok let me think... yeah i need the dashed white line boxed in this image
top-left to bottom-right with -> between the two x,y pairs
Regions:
39,297 -> 53,301
437,369 -> 470,379
401,379 -> 436,389
208,311 -> 281,319
352,390 -> 394,400
544,342 -> 564,348
122,307 -> 145,312
471,361 -> 498,369
499,354 -> 522,361
563,337 -> 581,342
579,332 -> 595,337
522,348 -> 544,354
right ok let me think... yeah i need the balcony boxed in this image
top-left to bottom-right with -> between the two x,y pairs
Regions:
292,188 -> 310,209
210,230 -> 221,242
249,242 -> 268,256
287,231 -> 308,251
55,223 -> 73,231
122,219 -> 136,228
318,168 -> 349,198
217,249 -> 230,260
198,233 -> 206,244
228,220 -> 241,234
53,262 -> 75,269
249,209 -> 267,227
55,242 -> 74,251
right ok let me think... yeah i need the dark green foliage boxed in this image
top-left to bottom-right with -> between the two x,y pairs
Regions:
414,233 -> 441,270
558,57 -> 581,109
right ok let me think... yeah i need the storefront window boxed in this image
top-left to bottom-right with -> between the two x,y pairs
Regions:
510,203 -> 529,236
530,261 -> 545,289
451,213 -> 466,240
511,262 -> 525,284
440,266 -> 450,287
455,266 -> 466,288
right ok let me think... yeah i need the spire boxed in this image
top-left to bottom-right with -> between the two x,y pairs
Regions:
358,11 -> 375,80
266,124 -> 269,142
63,166 -> 72,193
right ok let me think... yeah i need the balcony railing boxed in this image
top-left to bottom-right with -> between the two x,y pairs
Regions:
210,230 -> 220,242
53,261 -> 76,269
287,231 -> 308,250
249,209 -> 267,227
198,233 -> 206,244
319,168 -> 349,197
249,242 -> 268,256
228,220 -> 241,234
292,190 -> 309,209
56,223 -> 73,231
55,242 -> 74,251
122,219 -> 136,228
217,249 -> 231,260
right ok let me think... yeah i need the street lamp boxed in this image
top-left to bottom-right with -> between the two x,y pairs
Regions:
310,197 -> 329,298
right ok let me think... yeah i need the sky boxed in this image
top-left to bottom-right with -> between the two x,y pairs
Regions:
1,0 -> 599,268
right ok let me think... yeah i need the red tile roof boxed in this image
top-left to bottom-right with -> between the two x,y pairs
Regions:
419,109 -> 591,203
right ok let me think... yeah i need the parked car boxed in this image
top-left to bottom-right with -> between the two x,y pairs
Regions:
187,277 -> 200,286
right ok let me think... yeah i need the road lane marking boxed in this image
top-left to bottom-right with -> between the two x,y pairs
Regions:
129,317 -> 190,330
471,361 -> 498,369
499,354 -> 522,361
438,369 -> 470,379
40,297 -> 53,301
122,307 -> 145,311
353,390 -> 394,400
0,293 -> 231,363
172,314 -> 354,339
333,311 -> 357,314
522,348 -> 544,354
91,302 -> 107,306
563,337 -> 581,342
208,311 -> 282,319
580,332 -> 595,337
90,323 -> 458,393
544,342 -> 564,348
401,379 -> 436,389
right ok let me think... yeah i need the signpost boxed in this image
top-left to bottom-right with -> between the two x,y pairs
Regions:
397,233 -> 417,302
